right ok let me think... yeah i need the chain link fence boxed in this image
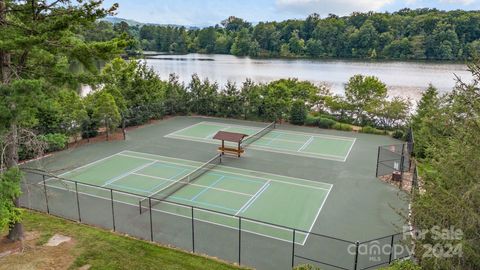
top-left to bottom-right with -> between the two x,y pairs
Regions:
19,168 -> 412,270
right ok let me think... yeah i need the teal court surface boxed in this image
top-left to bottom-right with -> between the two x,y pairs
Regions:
43,150 -> 332,244
165,121 -> 356,161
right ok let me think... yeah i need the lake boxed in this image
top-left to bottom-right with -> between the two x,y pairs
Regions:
145,53 -> 473,101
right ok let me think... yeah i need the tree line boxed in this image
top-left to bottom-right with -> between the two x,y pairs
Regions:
88,9 -> 480,60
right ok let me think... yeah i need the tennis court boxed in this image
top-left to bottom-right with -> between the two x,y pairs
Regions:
43,150 -> 332,244
165,121 -> 356,161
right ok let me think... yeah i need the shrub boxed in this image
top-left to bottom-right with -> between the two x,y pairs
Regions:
392,129 -> 405,139
290,100 -> 307,125
333,123 -> 353,131
318,113 -> 337,121
81,118 -> 99,139
305,115 -> 320,126
360,125 -> 385,135
294,264 -> 321,270
39,133 -> 68,152
318,118 -> 337,129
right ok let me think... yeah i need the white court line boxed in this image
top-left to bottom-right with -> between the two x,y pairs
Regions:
235,181 -> 270,215
122,150 -> 333,189
199,121 -> 356,141
237,181 -> 271,215
133,173 -> 253,197
102,161 -> 156,187
298,136 -> 314,152
163,134 -> 348,162
164,122 -> 206,137
120,152 -> 331,191
42,183 -> 309,245
343,137 -> 357,162
300,184 -> 333,245
40,151 -> 127,184
204,125 -> 231,139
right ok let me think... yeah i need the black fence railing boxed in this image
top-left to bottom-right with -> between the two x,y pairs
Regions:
19,168 -> 412,270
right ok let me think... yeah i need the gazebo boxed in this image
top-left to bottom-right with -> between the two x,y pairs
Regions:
212,131 -> 248,157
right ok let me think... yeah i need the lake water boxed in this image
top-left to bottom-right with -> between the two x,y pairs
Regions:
145,53 -> 473,101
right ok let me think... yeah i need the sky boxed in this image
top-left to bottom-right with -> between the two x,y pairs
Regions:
102,0 -> 480,27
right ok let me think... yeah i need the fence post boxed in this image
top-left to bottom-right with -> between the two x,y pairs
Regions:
354,241 -> 359,270
149,197 -> 153,242
375,147 -> 380,177
238,217 -> 241,266
292,229 -> 296,268
110,189 -> 116,231
42,175 -> 50,214
75,182 -> 81,222
388,234 -> 395,263
191,206 -> 195,253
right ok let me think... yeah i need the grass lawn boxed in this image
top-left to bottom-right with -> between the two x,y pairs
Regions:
0,210 -> 246,270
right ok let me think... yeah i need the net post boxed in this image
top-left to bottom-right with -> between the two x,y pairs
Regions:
149,197 -> 153,242
42,175 -> 50,214
75,181 -> 81,222
110,189 -> 116,231
354,241 -> 359,270
388,234 -> 395,263
291,229 -> 296,268
375,146 -> 380,177
238,217 -> 241,265
191,206 -> 195,253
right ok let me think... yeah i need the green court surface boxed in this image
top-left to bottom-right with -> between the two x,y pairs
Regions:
43,150 -> 332,244
164,121 -> 356,161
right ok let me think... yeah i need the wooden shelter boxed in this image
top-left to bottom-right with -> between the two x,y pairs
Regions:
212,131 -> 248,157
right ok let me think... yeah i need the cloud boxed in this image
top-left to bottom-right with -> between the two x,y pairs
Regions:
275,0 -> 394,16
439,0 -> 475,4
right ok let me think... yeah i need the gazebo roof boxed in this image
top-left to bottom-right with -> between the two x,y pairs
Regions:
212,131 -> 248,143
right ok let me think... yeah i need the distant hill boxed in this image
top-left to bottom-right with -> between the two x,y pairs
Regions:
101,16 -> 199,30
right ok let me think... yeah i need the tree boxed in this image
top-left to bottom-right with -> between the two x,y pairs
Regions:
0,168 -> 22,239
411,84 -> 440,158
89,91 -> 121,140
411,61 -> 480,269
372,97 -> 411,129
288,30 -> 305,55
290,100 -> 307,125
344,75 -> 387,124
305,39 -> 323,57
0,0 -> 124,241
218,81 -> 242,118
56,90 -> 88,139
230,28 -> 252,56
188,74 -> 219,115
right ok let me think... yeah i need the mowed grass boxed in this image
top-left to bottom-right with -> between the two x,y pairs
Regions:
11,210 -> 246,270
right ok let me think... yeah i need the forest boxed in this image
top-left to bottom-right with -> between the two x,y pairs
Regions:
88,9 -> 480,60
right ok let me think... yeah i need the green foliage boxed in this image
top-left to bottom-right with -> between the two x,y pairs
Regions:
293,264 -> 321,270
87,91 -> 121,134
20,211 -> 244,270
332,123 -> 353,131
305,115 -> 320,126
290,100 -> 307,125
410,61 -> 480,269
0,168 -> 23,231
38,133 -> 68,152
128,9 -> 480,60
360,125 -> 385,135
391,129 -> 405,139
318,118 -> 337,129
345,75 -> 387,124
380,260 -> 421,270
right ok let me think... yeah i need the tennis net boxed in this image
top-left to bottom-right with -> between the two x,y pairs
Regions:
241,121 -> 276,147
139,154 -> 222,214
